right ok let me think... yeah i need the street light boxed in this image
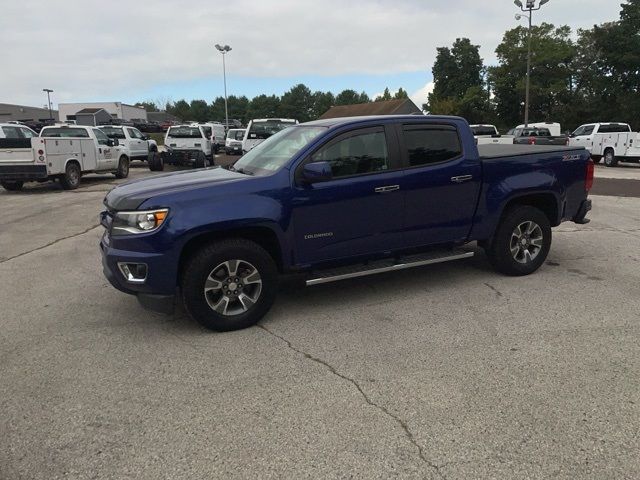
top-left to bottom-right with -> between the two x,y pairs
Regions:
514,0 -> 550,127
43,88 -> 54,120
215,44 -> 232,131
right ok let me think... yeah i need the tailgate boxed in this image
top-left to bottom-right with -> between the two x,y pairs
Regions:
0,137 -> 38,164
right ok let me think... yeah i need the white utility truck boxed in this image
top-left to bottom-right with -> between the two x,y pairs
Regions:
0,125 -> 128,191
98,125 -> 158,162
469,125 -> 513,145
568,122 -> 639,167
191,122 -> 226,153
242,118 -> 298,153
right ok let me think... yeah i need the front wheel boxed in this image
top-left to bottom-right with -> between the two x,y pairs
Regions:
114,155 -> 130,179
485,205 -> 551,276
181,239 -> 279,331
148,151 -> 164,171
1,181 -> 24,191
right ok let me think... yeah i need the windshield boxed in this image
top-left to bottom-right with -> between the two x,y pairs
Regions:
98,126 -> 125,139
233,126 -> 326,176
247,120 -> 296,140
167,126 -> 202,138
227,130 -> 245,140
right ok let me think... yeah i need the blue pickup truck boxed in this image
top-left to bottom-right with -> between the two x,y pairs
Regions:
100,115 -> 593,331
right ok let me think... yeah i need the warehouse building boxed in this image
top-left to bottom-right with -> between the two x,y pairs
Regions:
58,102 -> 147,123
0,103 -> 59,122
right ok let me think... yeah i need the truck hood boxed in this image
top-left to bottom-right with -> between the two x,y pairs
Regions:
105,167 -> 246,211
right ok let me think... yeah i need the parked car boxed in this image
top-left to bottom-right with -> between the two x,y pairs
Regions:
225,128 -> 246,155
568,122 -> 639,167
242,118 -> 298,153
0,125 -> 127,191
100,115 -> 593,332
98,125 -> 158,163
512,127 -> 569,146
470,124 -> 513,145
148,124 -> 213,171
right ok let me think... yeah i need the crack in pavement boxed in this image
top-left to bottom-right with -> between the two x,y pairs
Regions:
0,224 -> 101,264
483,283 -> 503,297
258,324 -> 446,479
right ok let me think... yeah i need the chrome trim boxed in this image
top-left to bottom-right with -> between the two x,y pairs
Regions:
117,262 -> 148,284
451,175 -> 473,183
306,251 -> 474,286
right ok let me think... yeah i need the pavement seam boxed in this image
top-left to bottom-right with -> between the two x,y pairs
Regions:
258,324 -> 446,479
0,224 -> 101,264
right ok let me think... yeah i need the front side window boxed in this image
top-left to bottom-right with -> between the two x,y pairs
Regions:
402,126 -> 462,167
94,129 -> 110,146
311,129 -> 389,178
99,127 -> 126,139
19,127 -> 36,138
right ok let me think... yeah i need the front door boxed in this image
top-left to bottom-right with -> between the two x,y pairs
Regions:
93,129 -> 116,170
569,125 -> 596,153
292,126 -> 404,265
397,123 -> 481,247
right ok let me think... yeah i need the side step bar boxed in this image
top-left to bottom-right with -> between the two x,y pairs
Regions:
306,249 -> 474,286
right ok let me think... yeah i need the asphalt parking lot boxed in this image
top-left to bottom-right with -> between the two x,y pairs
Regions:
1,159 -> 639,479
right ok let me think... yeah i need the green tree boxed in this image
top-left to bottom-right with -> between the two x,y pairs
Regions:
375,88 -> 393,102
134,101 -> 158,112
394,88 -> 409,100
167,100 -> 191,121
279,84 -> 314,122
335,89 -> 370,105
246,94 -> 281,120
227,95 -> 250,124
189,100 -> 210,122
311,91 -> 335,119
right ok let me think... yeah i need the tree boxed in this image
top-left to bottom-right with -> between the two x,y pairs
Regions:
279,84 -> 314,122
167,100 -> 191,121
246,94 -> 281,120
135,101 -> 158,112
189,100 -> 210,122
394,88 -> 409,100
335,89 -> 370,105
375,88 -> 393,102
311,91 -> 335,119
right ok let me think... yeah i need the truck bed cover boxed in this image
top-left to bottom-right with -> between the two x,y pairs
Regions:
478,144 -> 584,159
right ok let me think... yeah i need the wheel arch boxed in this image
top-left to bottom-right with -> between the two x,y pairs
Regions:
501,192 -> 561,227
63,157 -> 82,172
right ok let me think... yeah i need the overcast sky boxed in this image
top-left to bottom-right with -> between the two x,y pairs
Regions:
0,0 -> 622,110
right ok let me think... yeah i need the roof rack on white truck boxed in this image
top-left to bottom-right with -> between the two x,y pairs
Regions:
0,125 -> 129,191
469,124 -> 513,145
568,123 -> 639,167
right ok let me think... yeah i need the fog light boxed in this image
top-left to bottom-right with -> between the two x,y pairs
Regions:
118,262 -> 148,283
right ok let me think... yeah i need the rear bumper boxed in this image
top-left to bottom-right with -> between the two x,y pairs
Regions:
0,164 -> 48,181
573,199 -> 592,224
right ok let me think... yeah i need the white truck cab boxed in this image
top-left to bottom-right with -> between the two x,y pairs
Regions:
469,124 -> 513,145
98,125 -> 158,161
514,122 -> 562,137
243,118 -> 298,153
0,125 -> 128,191
568,123 -> 639,167
148,124 -> 214,171
193,122 -> 226,153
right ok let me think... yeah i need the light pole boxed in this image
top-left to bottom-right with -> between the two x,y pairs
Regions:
43,88 -> 54,120
514,0 -> 550,127
215,44 -> 232,130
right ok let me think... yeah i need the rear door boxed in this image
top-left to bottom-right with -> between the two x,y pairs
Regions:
397,123 -> 481,247
292,125 -> 405,265
128,127 -> 147,157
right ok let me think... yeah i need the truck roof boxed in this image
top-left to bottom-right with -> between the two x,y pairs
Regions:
304,115 -> 463,128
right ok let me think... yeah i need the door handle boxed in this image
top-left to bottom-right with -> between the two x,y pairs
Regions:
374,185 -> 400,193
451,175 -> 473,183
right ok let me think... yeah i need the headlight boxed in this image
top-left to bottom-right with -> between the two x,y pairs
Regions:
111,209 -> 169,235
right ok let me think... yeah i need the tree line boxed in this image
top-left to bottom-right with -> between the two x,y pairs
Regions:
136,86 -> 409,125
427,0 -> 640,131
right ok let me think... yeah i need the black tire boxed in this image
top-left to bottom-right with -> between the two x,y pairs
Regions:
148,151 -> 164,171
207,155 -> 215,167
114,155 -> 130,179
603,148 -> 618,167
195,151 -> 206,169
150,145 -> 158,153
181,239 -> 279,332
1,181 -> 24,191
592,156 -> 601,164
485,205 -> 551,276
60,162 -> 81,190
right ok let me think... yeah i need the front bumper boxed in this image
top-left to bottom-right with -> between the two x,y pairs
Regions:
0,164 -> 48,181
100,233 -> 176,314
161,149 -> 205,165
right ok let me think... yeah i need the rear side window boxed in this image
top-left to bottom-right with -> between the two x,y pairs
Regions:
311,128 -> 389,178
598,124 -> 631,133
402,125 -> 462,166
2,126 -> 22,138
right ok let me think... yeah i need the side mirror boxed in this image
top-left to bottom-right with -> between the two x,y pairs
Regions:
141,135 -> 148,140
303,161 -> 333,183
107,138 -> 115,147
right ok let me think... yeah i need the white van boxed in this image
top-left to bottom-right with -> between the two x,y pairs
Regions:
225,128 -> 246,155
242,118 -> 298,153
568,123 -> 639,167
191,122 -> 226,153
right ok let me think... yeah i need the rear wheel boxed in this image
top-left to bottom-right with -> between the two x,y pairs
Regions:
181,239 -> 279,331
114,155 -> 130,179
603,148 -> 618,167
1,181 -> 24,191
485,205 -> 551,276
148,151 -> 164,171
60,162 -> 81,190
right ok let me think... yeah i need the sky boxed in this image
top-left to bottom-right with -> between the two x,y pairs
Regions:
0,0 -> 623,112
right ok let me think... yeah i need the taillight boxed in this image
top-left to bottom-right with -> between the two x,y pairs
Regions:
585,158 -> 594,192
37,149 -> 44,155
528,137 -> 536,145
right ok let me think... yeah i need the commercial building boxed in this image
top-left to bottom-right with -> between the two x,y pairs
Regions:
0,103 -> 59,122
58,102 -> 147,123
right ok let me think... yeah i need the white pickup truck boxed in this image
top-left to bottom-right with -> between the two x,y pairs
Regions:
98,125 -> 158,162
469,124 -> 513,145
0,125 -> 128,191
568,122 -> 640,167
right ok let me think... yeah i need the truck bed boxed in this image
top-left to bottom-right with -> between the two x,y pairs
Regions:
478,144 -> 584,159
